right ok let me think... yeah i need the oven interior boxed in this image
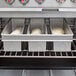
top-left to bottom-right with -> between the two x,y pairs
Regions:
0,18 -> 76,56
0,18 -> 76,76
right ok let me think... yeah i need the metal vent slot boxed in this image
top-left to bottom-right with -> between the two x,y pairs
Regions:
39,52 -> 44,56
67,52 -> 73,56
28,52 -> 32,56
0,51 -> 5,56
17,52 -> 22,56
34,52 -> 38,56
45,52 -> 50,56
62,52 -> 67,56
50,52 -> 55,56
22,51 -> 27,56
11,52 -> 16,56
56,52 -> 61,56
5,51 -> 11,56
72,52 -> 76,56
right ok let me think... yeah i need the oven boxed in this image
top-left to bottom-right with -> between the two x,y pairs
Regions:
0,0 -> 76,76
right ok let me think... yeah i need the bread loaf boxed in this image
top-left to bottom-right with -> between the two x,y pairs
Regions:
52,28 -> 64,35
11,26 -> 22,35
31,28 -> 41,34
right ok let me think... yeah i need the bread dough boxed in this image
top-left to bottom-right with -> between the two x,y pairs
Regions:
52,28 -> 64,35
31,28 -> 41,34
11,26 -> 23,35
